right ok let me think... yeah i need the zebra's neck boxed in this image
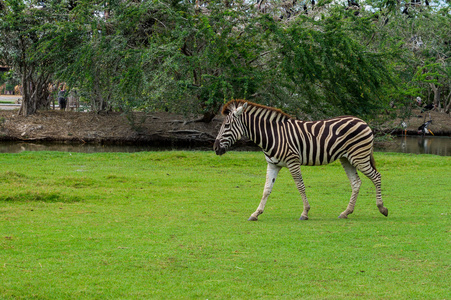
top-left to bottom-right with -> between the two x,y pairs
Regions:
241,105 -> 290,151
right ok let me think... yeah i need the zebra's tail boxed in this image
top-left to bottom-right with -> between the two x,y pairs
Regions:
370,149 -> 377,171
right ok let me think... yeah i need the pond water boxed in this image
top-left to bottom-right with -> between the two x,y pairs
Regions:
0,136 -> 450,156
0,141 -> 207,154
374,136 -> 451,156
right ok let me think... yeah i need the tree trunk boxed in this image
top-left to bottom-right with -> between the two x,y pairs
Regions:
429,83 -> 440,109
18,67 -> 52,116
92,68 -> 110,112
445,90 -> 451,114
19,66 -> 32,116
33,74 -> 52,110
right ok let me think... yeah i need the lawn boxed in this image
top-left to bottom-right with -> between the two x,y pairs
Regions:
0,151 -> 449,299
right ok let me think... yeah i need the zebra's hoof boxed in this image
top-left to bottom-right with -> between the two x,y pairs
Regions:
299,216 -> 308,220
379,207 -> 388,217
338,214 -> 348,219
248,216 -> 258,221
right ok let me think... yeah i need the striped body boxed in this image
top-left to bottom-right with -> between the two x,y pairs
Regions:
214,100 -> 388,220
244,110 -> 374,167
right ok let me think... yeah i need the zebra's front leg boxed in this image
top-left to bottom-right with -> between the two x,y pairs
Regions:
288,163 -> 310,220
248,163 -> 281,221
339,158 -> 361,219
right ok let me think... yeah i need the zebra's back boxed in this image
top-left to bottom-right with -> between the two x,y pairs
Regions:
276,116 -> 374,166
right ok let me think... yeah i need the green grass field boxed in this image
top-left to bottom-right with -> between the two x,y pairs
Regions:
0,151 -> 449,299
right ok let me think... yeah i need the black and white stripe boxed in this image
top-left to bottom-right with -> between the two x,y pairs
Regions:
214,100 -> 388,220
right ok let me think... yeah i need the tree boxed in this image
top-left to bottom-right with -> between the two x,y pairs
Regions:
39,0 -> 161,114
362,0 -> 451,114
3,0 -> 429,121
137,1 -> 272,121
411,7 -> 451,113
138,0 -> 397,120
262,10 -> 396,119
0,0 -> 58,116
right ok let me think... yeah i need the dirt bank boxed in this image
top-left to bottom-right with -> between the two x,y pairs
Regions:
380,109 -> 451,136
0,108 -> 450,148
0,110 -> 224,148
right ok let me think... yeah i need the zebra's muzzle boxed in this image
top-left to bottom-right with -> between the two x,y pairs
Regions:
214,139 -> 226,156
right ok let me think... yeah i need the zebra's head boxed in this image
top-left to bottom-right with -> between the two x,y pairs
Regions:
214,102 -> 248,156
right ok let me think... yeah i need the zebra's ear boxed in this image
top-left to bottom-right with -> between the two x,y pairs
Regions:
235,102 -> 248,116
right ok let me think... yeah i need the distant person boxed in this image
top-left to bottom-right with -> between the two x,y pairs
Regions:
58,87 -> 66,110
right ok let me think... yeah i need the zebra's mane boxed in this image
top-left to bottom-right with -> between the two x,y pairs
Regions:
222,100 -> 293,119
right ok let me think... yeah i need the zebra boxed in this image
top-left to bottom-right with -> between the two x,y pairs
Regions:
213,100 -> 388,221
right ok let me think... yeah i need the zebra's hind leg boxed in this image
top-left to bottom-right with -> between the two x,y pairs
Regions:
287,163 -> 310,220
369,170 -> 388,217
248,163 -> 281,221
355,158 -> 388,217
339,158 -> 362,219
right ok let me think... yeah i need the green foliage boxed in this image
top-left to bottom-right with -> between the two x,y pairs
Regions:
1,0 -> 450,118
138,1 -> 400,119
0,0 -> 64,114
264,10 -> 396,118
363,0 -> 451,111
0,151 -> 450,298
140,1 -> 270,116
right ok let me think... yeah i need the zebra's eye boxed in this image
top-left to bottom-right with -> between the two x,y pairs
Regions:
224,118 -> 233,127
